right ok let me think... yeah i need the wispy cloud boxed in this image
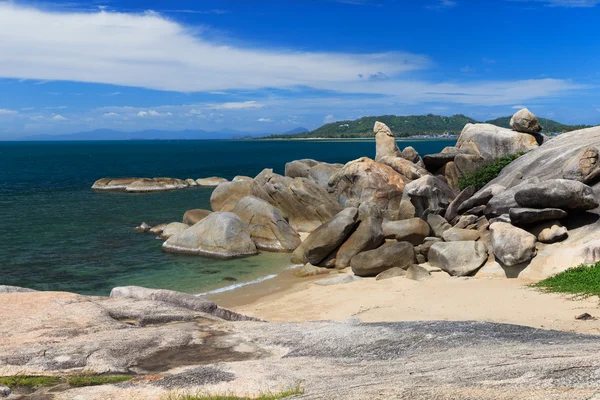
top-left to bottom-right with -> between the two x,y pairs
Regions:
257,117 -> 273,122
511,0 -> 600,6
160,9 -> 228,14
211,101 -> 264,110
0,108 -> 18,115
427,0 -> 458,9
52,114 -> 67,121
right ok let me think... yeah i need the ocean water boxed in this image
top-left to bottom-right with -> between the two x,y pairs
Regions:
0,139 -> 455,296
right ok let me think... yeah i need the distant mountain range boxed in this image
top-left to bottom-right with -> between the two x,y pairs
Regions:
264,114 -> 593,139
20,127 -> 308,141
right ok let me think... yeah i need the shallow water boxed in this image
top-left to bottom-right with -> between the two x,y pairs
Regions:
0,139 -> 455,295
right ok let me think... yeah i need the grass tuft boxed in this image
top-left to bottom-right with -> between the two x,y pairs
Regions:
67,375 -> 133,387
165,382 -> 304,400
458,152 -> 524,191
0,375 -> 60,388
532,262 -> 600,299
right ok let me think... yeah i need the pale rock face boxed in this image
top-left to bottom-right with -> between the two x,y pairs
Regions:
403,175 -> 456,218
406,264 -> 432,281
456,123 -> 539,161
562,146 -> 600,182
162,212 -> 258,259
510,108 -> 542,134
160,222 -> 189,239
378,155 -> 430,181
489,222 -> 537,267
196,177 -> 229,187
210,180 -> 254,212
182,209 -> 212,225
374,121 -> 401,161
428,241 -> 488,276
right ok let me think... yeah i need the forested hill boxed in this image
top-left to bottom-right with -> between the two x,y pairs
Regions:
264,114 -> 591,139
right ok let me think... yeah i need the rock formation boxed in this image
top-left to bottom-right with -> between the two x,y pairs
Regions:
374,121 -> 401,161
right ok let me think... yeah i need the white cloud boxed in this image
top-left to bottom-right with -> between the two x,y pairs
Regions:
515,0 -> 600,6
257,118 -> 273,122
103,112 -> 120,117
138,109 -> 172,117
52,114 -> 67,121
137,111 -> 148,117
512,105 -> 526,109
211,101 -> 264,110
0,3 -> 428,93
0,108 -> 18,115
324,114 -> 335,123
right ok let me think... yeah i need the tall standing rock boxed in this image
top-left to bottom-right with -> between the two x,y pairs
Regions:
510,108 -> 542,134
374,121 -> 401,161
232,196 -> 302,252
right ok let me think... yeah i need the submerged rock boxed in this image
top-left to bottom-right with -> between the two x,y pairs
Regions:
135,222 -> 151,233
293,264 -> 330,278
163,212 -> 258,259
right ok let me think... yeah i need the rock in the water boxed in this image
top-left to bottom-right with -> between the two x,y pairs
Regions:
91,177 -> 140,191
428,241 -> 488,276
350,242 -> 415,277
509,208 -> 567,225
185,178 -> 198,187
445,186 -> 476,222
382,218 -> 430,245
510,108 -> 542,134
160,222 -> 189,239
514,179 -> 599,211
291,208 -> 359,265
135,222 -> 151,233
458,184 -> 505,214
426,214 -> 452,238
335,215 -> 385,269
0,285 -> 37,293
374,121 -> 401,161
210,180 -> 254,212
490,222 -> 537,266
403,175 -> 456,218
233,175 -> 253,182
378,155 -> 429,180
314,275 -> 360,286
232,196 -> 302,252
196,177 -> 229,187
376,267 -> 407,280
148,223 -> 167,236
328,157 -> 406,220
442,228 -> 480,242
406,264 -> 432,281
456,123 -> 539,161
126,177 -> 188,192
183,209 -> 212,225
163,212 -> 258,259
253,169 -> 342,232
293,264 -> 331,278
529,220 -> 568,244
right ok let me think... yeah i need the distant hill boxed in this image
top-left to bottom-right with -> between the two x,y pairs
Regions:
283,127 -> 309,134
264,114 -> 592,139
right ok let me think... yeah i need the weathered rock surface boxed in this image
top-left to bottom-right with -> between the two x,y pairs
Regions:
382,218 -> 430,245
422,152 -> 459,172
456,123 -> 539,160
485,179 -> 539,218
406,264 -> 432,281
233,175 -> 253,182
328,157 -> 406,220
135,221 -> 151,233
490,222 -> 537,266
403,175 -> 455,218
285,159 -> 342,187
378,155 -> 429,180
530,220 -> 568,244
350,241 -> 415,277
92,177 -> 189,192
91,177 -> 140,191
183,209 -> 212,225
514,179 -> 599,211
442,228 -> 480,242
232,196 -> 301,252
458,184 -> 505,214
562,146 -> 600,183
0,385 -> 9,398
428,241 -> 488,276
210,180 -> 254,212
445,186 -> 476,221
185,178 -> 198,187
148,223 -> 167,236
290,208 -> 359,265
400,146 -> 421,164
510,108 -> 542,134
454,214 -> 478,229
509,207 -> 567,225
0,285 -> 37,293
375,267 -> 407,280
160,222 -> 189,239
335,215 -> 384,269
196,177 -> 228,187
163,212 -> 258,259
253,169 -> 342,232
293,264 -> 330,277
426,214 -> 452,238
374,121 -> 401,161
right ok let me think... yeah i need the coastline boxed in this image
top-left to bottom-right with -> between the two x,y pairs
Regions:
207,265 -> 600,335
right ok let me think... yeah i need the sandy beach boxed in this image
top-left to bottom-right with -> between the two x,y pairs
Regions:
210,266 -> 600,335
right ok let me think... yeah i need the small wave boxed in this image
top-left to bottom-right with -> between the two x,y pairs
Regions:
195,274 -> 278,296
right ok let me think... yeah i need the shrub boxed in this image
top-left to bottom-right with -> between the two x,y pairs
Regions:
0,375 -> 60,388
67,375 -> 133,387
457,153 -> 524,191
532,262 -> 600,298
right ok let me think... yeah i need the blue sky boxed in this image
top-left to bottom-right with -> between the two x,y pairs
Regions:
0,0 -> 599,138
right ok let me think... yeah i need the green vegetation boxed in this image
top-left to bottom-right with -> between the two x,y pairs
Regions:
532,262 -> 600,299
263,114 -> 592,139
0,375 -> 60,388
458,153 -> 524,191
67,375 -> 133,387
0,374 -> 133,389
165,383 -> 304,400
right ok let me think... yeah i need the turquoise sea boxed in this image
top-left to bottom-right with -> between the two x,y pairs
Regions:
0,139 -> 455,296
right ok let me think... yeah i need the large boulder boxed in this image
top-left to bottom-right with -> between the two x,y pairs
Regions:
484,179 -> 539,218
196,177 -> 228,187
232,196 -> 301,252
328,157 -> 406,220
458,184 -> 505,214
285,159 -> 343,187
378,156 -> 429,180
253,169 -> 342,232
334,215 -> 385,269
382,218 -> 430,245
210,180 -> 254,212
489,222 -> 537,267
422,152 -> 459,172
290,208 -> 359,265
374,121 -> 401,161
91,177 -> 139,191
508,208 -> 567,225
456,123 -> 539,161
403,175 -> 455,218
163,212 -> 258,259
160,222 -> 189,239
428,241 -> 488,276
350,241 -> 415,277
445,186 -> 476,221
530,220 -> 568,244
426,214 -> 452,238
514,179 -> 599,211
400,146 -> 421,164
182,209 -> 212,225
442,228 -> 480,242
510,108 -> 542,134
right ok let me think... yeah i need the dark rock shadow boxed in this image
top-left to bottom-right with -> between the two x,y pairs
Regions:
562,211 -> 600,231
495,257 -> 530,278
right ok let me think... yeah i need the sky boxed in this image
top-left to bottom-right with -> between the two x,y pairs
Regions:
0,0 -> 599,138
